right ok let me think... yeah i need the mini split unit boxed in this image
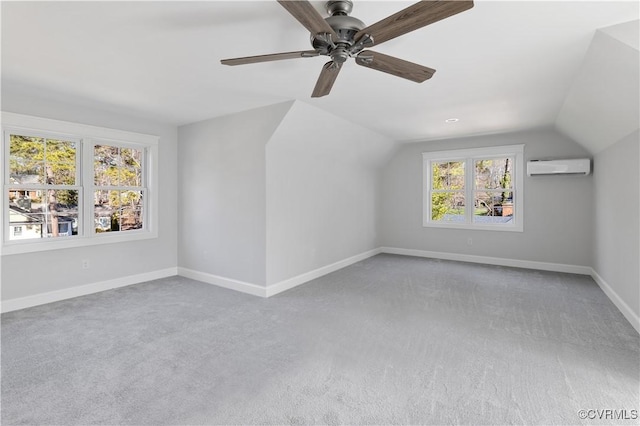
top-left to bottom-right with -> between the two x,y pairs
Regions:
527,159 -> 591,176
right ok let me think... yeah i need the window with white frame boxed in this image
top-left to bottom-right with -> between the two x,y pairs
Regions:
423,145 -> 524,231
2,112 -> 158,254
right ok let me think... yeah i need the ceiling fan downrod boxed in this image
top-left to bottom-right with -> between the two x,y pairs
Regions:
325,0 -> 353,16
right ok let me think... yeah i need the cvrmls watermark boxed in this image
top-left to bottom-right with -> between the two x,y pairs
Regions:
578,409 -> 638,420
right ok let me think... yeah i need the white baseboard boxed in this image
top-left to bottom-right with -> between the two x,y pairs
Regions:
380,247 -> 592,275
177,248 -> 382,298
177,267 -> 267,297
265,248 -> 382,297
1,267 -> 178,313
590,269 -> 640,334
6,249 -> 637,336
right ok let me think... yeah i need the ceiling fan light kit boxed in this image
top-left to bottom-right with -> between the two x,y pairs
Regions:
221,0 -> 474,97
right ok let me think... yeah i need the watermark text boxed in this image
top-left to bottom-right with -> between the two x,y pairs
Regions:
578,409 -> 638,421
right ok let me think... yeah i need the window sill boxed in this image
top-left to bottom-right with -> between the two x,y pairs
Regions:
422,222 -> 523,232
1,230 -> 158,255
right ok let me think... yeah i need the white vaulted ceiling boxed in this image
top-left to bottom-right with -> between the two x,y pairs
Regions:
556,20 -> 639,153
1,1 -> 638,146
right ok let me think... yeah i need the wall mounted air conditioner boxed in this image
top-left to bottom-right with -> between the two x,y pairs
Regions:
527,159 -> 591,176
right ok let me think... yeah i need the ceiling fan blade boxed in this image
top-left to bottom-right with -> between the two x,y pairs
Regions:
221,50 -> 319,66
277,1 -> 338,39
311,61 -> 342,98
355,1 -> 474,47
356,50 -> 435,83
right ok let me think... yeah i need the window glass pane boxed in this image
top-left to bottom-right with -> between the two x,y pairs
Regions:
46,163 -> 76,185
121,205 -> 143,231
46,139 -> 76,185
432,161 -> 464,190
473,191 -> 514,224
9,136 -> 76,186
9,189 -> 41,211
120,148 -> 142,168
94,145 -> 143,187
119,191 -> 143,231
432,192 -> 465,222
55,189 -> 79,208
120,167 -> 142,187
475,158 -> 512,190
94,145 -> 120,186
94,190 -> 144,233
8,189 -> 78,240
95,189 -> 116,232
9,135 -> 45,184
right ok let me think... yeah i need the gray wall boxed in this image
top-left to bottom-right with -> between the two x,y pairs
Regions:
381,127 -> 593,266
178,100 -> 396,287
177,102 -> 293,286
593,130 -> 639,317
265,101 -> 396,285
1,94 -> 179,301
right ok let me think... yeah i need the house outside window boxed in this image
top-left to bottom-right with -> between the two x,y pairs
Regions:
423,144 -> 524,232
2,112 -> 158,254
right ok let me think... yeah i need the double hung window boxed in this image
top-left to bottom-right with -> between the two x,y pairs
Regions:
423,145 -> 524,231
2,112 -> 158,254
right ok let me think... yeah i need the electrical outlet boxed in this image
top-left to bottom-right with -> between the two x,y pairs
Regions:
467,237 -> 473,246
82,259 -> 90,269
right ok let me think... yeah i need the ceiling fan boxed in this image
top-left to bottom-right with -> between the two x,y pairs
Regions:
221,0 -> 474,98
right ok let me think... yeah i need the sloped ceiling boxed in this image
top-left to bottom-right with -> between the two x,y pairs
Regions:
556,20 -> 639,154
600,19 -> 639,50
1,1 -> 638,146
268,100 -> 397,169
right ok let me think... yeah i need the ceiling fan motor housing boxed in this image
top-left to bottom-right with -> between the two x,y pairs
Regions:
311,1 -> 366,62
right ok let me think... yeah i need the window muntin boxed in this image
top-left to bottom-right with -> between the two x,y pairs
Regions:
2,112 -> 158,254
423,145 -> 524,232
